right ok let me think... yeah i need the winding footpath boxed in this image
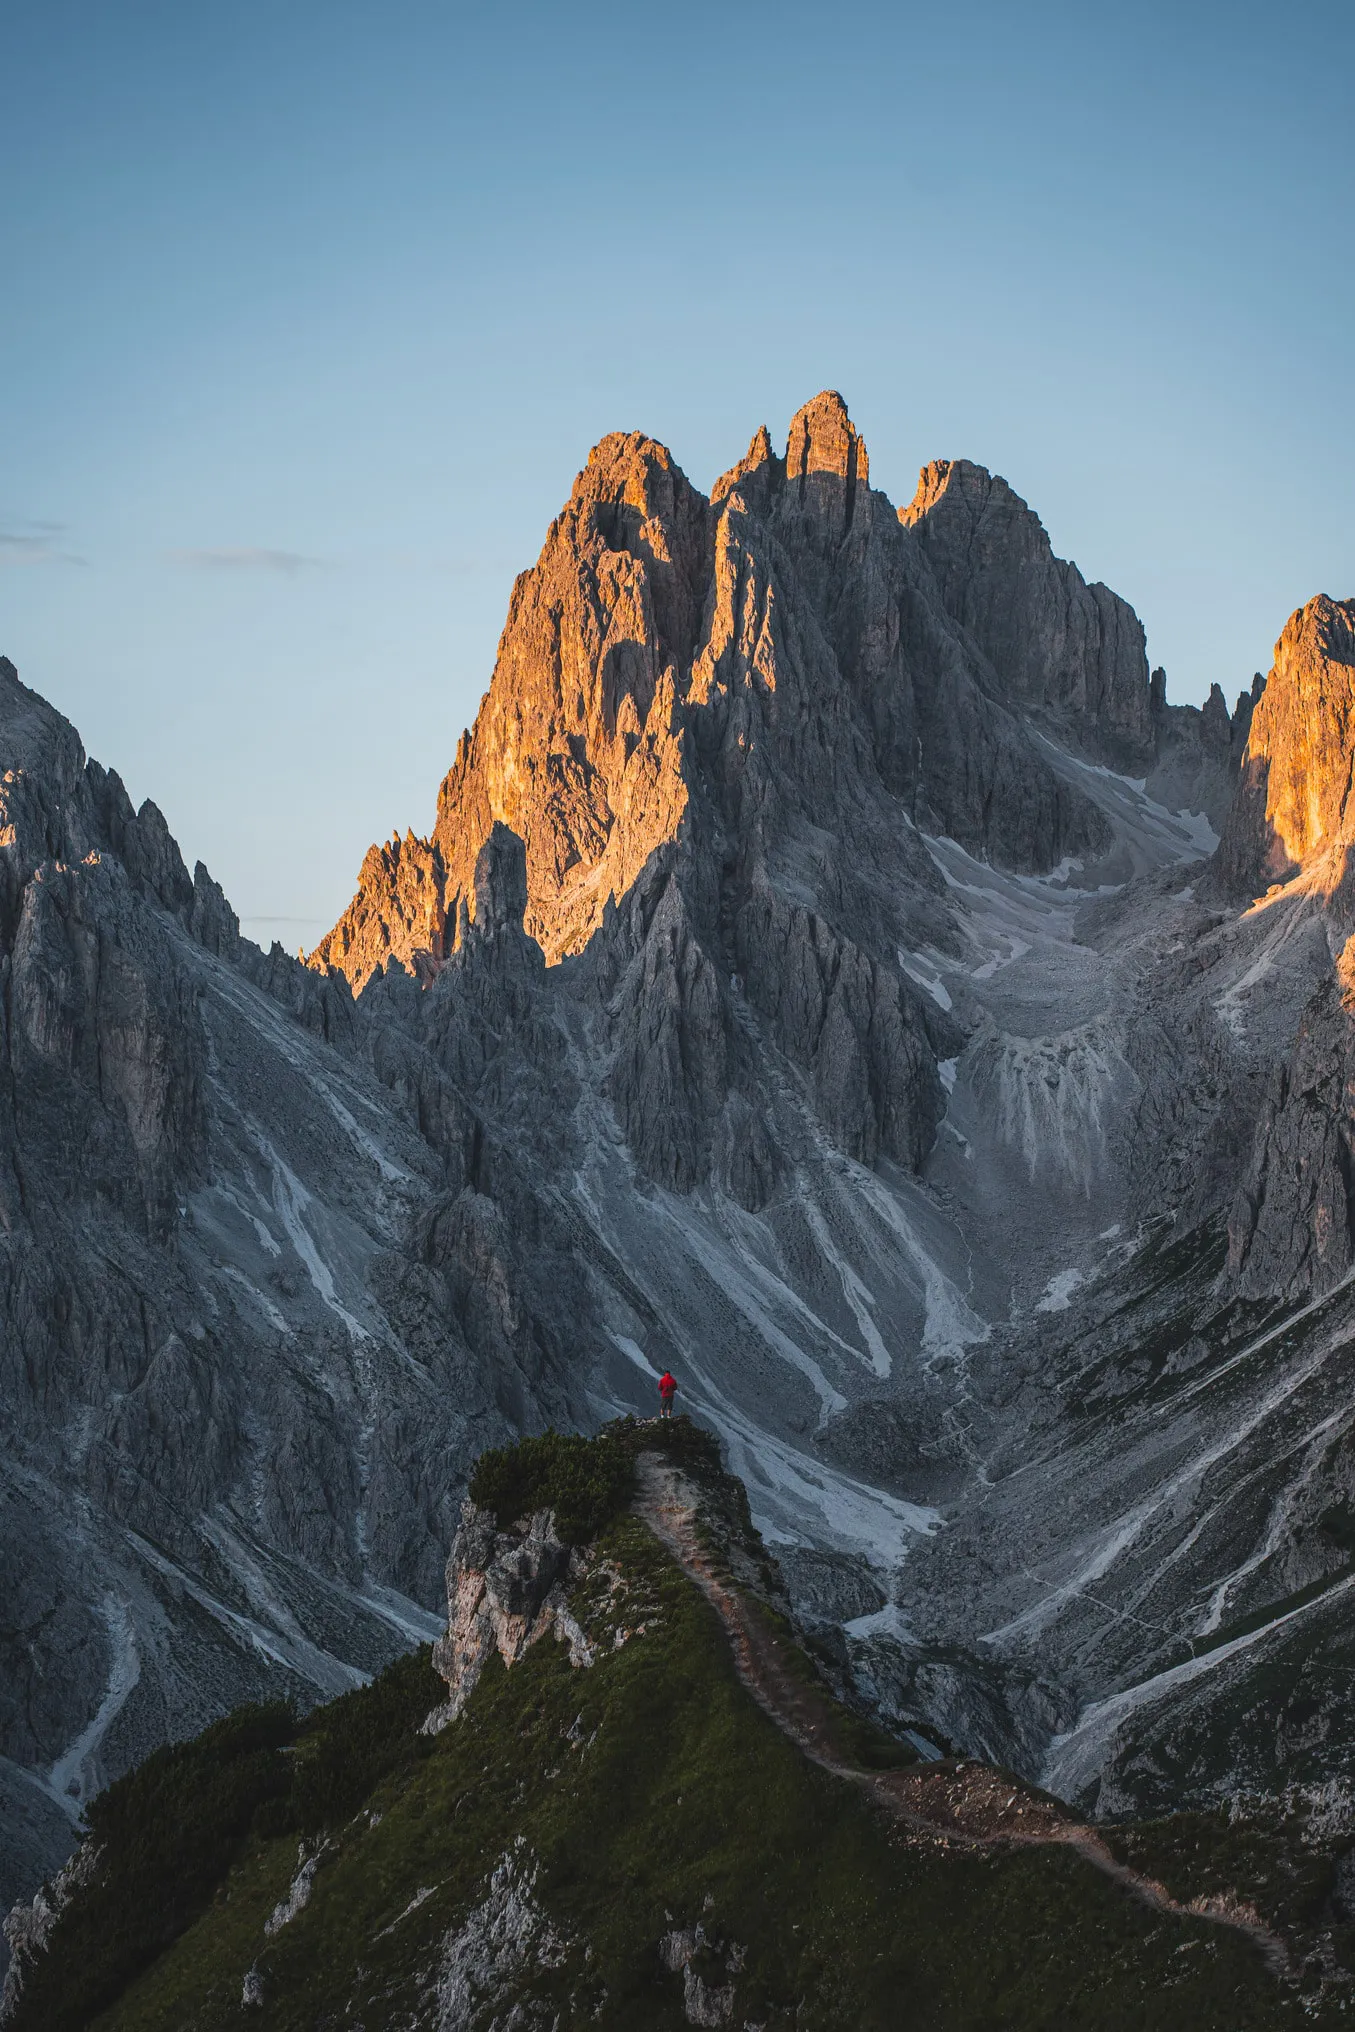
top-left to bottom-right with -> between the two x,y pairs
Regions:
633,1452 -> 1292,1984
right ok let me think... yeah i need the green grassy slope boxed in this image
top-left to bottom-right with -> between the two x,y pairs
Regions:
5,1430 -> 1337,2029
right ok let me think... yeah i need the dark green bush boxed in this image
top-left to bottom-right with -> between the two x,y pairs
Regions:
469,1428 -> 635,1543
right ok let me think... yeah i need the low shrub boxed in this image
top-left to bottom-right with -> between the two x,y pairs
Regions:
469,1427 -> 635,1544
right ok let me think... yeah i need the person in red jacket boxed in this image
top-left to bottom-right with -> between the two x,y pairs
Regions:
658,1370 -> 677,1419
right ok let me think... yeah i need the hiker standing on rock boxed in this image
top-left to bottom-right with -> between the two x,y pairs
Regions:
658,1370 -> 677,1420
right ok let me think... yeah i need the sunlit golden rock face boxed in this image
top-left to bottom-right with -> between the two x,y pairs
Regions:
1215,596 -> 1355,900
312,431 -> 704,982
311,392 -> 1148,991
427,430 -> 706,968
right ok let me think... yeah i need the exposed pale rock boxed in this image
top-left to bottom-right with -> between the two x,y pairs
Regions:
1207,600 -> 1355,1301
0,655 -> 600,1921
1146,671 -> 1260,831
426,1502 -> 594,1733
265,1840 -> 331,1936
658,1920 -> 742,2027
604,861 -> 730,1194
312,395 -> 1126,1193
11,401 -> 1348,1934
314,433 -> 703,980
314,395 -> 1126,1010
733,879 -> 940,1170
431,1842 -> 568,2032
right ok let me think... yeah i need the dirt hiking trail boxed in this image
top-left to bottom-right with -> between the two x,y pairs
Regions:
633,1451 -> 1291,1984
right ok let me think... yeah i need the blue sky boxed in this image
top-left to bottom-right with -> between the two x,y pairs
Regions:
2,0 -> 1351,947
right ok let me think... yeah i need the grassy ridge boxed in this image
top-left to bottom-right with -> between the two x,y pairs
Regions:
6,1429 -> 1323,2029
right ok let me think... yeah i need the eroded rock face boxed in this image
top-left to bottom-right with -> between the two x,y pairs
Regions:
1146,673 -> 1261,832
313,393 -> 1154,1002
314,432 -> 703,980
0,655 -> 608,1931
426,1502 -> 593,1731
431,1842 -> 569,2032
1190,599 -> 1355,1300
900,457 -> 1153,766
0,1840 -> 99,2023
312,394 -> 1160,1192
11,398 -> 1355,1935
1226,936 -> 1355,1299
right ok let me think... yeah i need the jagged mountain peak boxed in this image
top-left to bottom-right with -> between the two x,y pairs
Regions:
711,392 -> 865,509
469,818 -> 530,939
902,452 -> 1154,762
312,393 -> 1172,991
784,386 -> 869,487
0,654 -> 85,789
1215,592 -> 1355,904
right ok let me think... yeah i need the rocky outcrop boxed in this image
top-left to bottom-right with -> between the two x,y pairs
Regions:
0,657 -> 613,1931
431,1844 -> 570,2031
15,398 -> 1355,1942
700,395 -> 1110,872
0,1841 -> 99,2024
733,879 -> 941,1170
1206,602 -> 1355,1298
312,396 -> 1142,1195
314,433 -> 703,980
426,1502 -> 593,1731
900,458 -> 1153,766
1214,597 -> 1355,901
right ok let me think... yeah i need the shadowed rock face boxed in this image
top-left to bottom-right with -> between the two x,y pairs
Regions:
311,393 -> 1181,1197
0,656 -> 600,1928
1226,936 -> 1355,1299
900,457 -> 1154,766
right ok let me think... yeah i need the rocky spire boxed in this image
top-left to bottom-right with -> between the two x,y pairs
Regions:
1214,595 -> 1355,902
311,396 -> 1158,993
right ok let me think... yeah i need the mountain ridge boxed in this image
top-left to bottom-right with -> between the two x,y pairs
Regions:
5,389 -> 1355,1981
3,1425 -> 1331,2028
311,392 -> 1213,994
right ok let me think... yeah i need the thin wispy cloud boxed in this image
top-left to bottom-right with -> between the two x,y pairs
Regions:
171,546 -> 323,575
0,518 -> 87,566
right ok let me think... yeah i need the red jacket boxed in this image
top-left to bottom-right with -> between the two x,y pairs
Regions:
658,1372 -> 677,1401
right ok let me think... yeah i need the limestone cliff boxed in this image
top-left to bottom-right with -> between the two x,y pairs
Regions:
312,393 -> 1152,995
424,1500 -> 592,1733
1201,597 -> 1355,1298
900,457 -> 1153,766
312,394 -> 1186,1195
1214,595 -> 1355,902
